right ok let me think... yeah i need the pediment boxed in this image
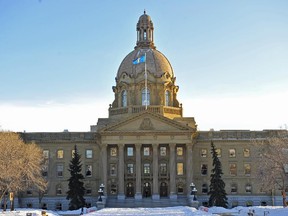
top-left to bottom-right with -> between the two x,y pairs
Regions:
100,111 -> 192,133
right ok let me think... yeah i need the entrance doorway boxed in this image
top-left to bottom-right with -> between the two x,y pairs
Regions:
143,182 -> 151,198
126,182 -> 134,197
160,182 -> 168,197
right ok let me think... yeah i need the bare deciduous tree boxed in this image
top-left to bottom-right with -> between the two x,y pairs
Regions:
0,132 -> 47,209
253,131 -> 288,207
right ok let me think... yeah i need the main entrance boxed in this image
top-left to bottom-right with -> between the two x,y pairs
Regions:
126,182 -> 134,197
143,182 -> 151,198
160,182 -> 168,197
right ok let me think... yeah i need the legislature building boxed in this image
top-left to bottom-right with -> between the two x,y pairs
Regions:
16,12 -> 284,210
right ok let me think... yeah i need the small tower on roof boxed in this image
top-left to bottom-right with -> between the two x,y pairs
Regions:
136,10 -> 156,49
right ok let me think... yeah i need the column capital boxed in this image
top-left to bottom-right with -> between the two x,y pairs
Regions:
135,143 -> 142,151
169,143 -> 176,150
152,143 -> 159,149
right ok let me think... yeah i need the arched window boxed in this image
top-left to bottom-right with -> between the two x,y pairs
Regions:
142,89 -> 150,106
121,90 -> 127,107
165,90 -> 170,106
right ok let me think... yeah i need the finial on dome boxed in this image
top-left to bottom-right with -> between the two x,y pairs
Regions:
144,9 -> 146,14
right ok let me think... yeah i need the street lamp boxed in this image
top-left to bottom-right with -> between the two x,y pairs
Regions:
190,182 -> 197,201
98,183 -> 105,202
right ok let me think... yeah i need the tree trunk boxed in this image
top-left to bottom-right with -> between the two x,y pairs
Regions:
282,191 -> 287,207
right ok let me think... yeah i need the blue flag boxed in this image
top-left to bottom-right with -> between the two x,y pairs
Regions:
133,55 -> 146,64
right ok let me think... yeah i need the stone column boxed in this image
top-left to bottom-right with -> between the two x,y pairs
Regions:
100,144 -> 108,196
135,144 -> 142,199
117,144 -> 125,200
169,143 -> 177,200
186,143 -> 193,196
152,143 -> 159,199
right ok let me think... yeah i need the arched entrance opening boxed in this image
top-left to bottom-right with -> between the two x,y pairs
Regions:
143,182 -> 151,198
160,182 -> 168,197
126,182 -> 134,197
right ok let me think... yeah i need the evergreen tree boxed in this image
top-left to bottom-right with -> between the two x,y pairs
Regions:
208,141 -> 228,208
66,145 -> 86,210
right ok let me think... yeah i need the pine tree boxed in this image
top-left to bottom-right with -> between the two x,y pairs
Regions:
208,141 -> 228,208
66,145 -> 86,210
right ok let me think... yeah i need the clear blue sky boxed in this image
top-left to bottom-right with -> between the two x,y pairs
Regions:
0,0 -> 287,132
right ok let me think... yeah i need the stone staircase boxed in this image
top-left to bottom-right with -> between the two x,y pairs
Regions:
105,196 -> 189,208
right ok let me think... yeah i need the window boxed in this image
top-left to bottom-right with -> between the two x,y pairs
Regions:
245,184 -> 252,193
177,183 -> 184,194
71,149 -> 75,158
244,163 -> 251,176
56,185 -> 62,195
216,148 -> 221,157
121,90 -> 127,107
110,184 -> 117,195
229,163 -> 237,176
110,164 -> 117,176
127,147 -> 133,156
160,163 -> 167,175
42,165 -> 48,177
144,163 -> 150,174
86,150 -> 93,159
142,89 -> 150,106
143,147 -> 150,156
201,164 -> 208,175
201,149 -> 207,157
160,147 -> 167,156
243,148 -> 250,157
202,183 -> 208,194
165,90 -> 170,106
26,190 -> 32,196
86,165 -> 92,177
144,30 -> 147,40
127,163 -> 134,174
86,188 -> 92,195
177,163 -> 184,175
57,164 -> 64,177
57,150 -> 64,159
43,150 -> 49,159
229,149 -> 236,157
56,203 -> 62,210
110,147 -> 117,156
177,147 -> 183,156
231,183 -> 237,193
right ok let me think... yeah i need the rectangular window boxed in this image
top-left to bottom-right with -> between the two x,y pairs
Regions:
127,147 -> 133,156
57,164 -> 63,177
57,150 -> 64,159
85,165 -> 92,177
144,163 -> 150,174
86,150 -> 93,159
160,163 -> 167,175
127,163 -> 134,174
229,163 -> 237,176
244,163 -> 251,176
177,147 -> 183,156
110,147 -> 117,156
143,147 -> 150,156
43,150 -> 49,159
160,147 -> 167,156
201,164 -> 208,175
71,149 -> 75,158
243,148 -> 250,157
216,148 -> 221,157
231,184 -> 237,193
229,149 -> 236,157
110,164 -> 117,176
201,149 -> 207,157
177,163 -> 184,175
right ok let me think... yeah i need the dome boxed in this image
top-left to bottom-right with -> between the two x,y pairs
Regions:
117,48 -> 174,80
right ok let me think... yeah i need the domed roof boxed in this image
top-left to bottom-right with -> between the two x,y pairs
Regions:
117,48 -> 174,80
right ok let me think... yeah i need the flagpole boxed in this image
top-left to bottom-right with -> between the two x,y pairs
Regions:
145,52 -> 147,110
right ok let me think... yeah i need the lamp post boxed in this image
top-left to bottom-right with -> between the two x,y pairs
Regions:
190,182 -> 197,201
98,184 -> 105,202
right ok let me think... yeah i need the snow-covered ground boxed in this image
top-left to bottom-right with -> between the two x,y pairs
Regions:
0,206 -> 287,216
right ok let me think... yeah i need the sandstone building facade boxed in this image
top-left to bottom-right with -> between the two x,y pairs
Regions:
13,12 -> 284,210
